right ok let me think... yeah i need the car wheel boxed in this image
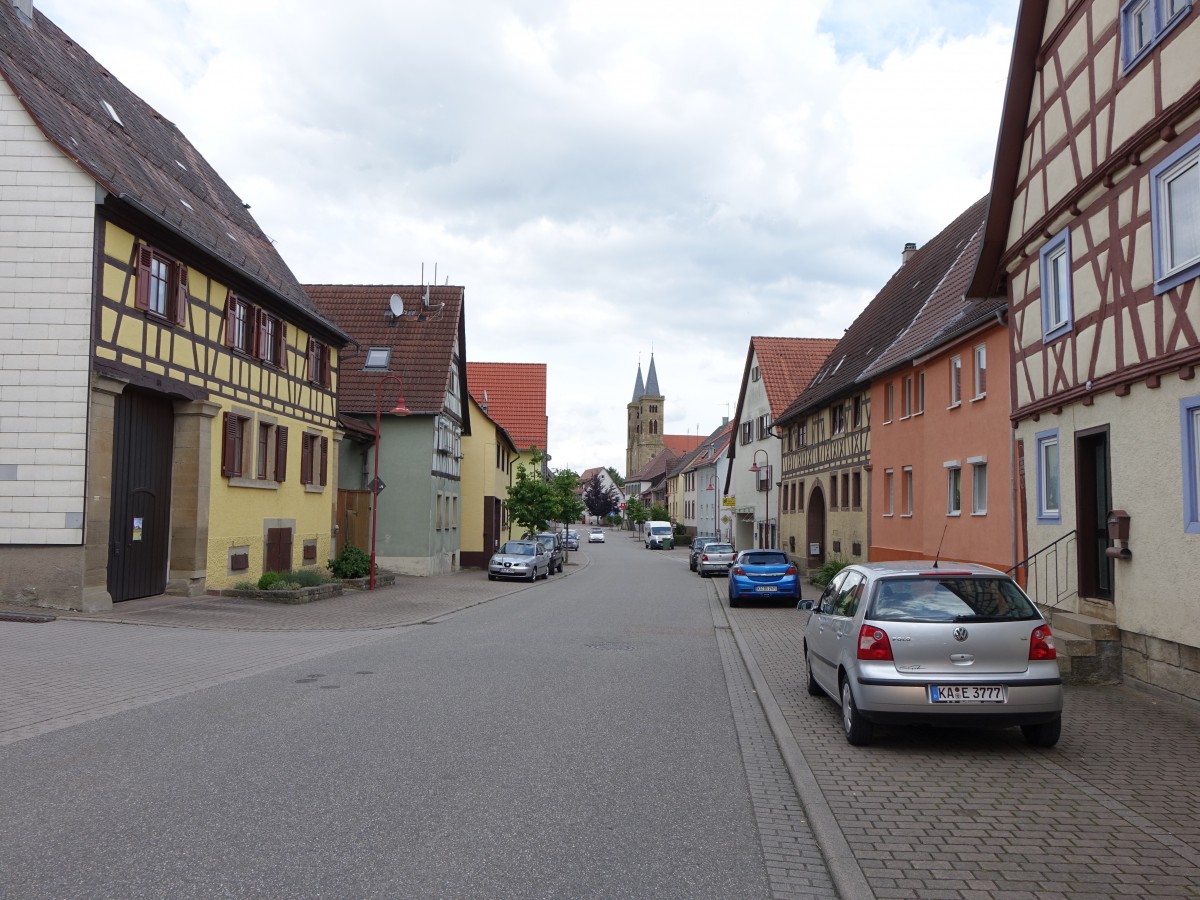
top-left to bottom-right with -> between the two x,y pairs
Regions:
488,573 -> 496,581
805,647 -> 823,697
728,591 -> 739,608
1021,717 -> 1061,748
840,678 -> 874,746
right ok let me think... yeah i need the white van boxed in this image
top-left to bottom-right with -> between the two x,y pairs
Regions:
644,520 -> 674,550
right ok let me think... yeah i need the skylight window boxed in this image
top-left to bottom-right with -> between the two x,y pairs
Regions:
101,99 -> 123,126
180,198 -> 193,211
175,160 -> 187,170
364,348 -> 392,370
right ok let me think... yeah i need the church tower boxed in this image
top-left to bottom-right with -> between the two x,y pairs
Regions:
626,354 -> 665,476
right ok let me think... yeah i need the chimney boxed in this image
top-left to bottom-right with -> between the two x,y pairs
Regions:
12,0 -> 33,24
480,390 -> 489,414
722,416 -> 729,426
902,242 -> 918,266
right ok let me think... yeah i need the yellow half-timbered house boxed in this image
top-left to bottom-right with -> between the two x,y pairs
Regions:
0,2 -> 349,609
969,0 -> 1200,700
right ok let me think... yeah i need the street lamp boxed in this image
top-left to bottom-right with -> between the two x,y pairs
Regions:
705,474 -> 720,541
749,448 -> 771,549
370,375 -> 411,590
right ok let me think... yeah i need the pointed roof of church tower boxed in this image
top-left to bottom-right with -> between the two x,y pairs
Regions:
631,363 -> 646,402
644,354 -> 661,397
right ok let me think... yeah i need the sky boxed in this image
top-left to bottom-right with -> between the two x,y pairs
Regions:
37,0 -> 1020,476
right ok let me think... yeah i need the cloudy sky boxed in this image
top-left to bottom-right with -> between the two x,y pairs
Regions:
39,0 -> 1018,475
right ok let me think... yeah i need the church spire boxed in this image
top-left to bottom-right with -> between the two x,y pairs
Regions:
645,353 -> 661,397
631,363 -> 645,402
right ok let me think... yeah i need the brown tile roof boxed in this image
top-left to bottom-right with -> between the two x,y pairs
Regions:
778,196 -> 989,424
0,5 -> 343,339
304,284 -> 467,418
662,434 -> 706,456
681,421 -> 735,473
466,362 -> 548,452
627,448 -> 678,483
860,221 -> 1004,380
753,337 -> 841,418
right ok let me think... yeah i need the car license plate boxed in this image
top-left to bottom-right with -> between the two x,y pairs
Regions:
929,685 -> 1007,703
755,585 -> 778,593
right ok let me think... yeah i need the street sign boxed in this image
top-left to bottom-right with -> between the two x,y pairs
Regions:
369,477 -> 386,495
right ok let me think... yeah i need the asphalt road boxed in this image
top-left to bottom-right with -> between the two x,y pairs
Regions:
0,535 -> 788,899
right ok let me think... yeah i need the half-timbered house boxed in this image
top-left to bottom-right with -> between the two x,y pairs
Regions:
967,0 -> 1200,701
0,2 -> 350,609
306,284 -> 470,576
776,199 -> 988,572
459,391 -> 517,568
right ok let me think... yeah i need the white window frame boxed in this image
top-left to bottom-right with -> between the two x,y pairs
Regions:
1151,132 -> 1200,295
970,457 -> 988,516
944,461 -> 962,516
949,356 -> 962,407
1183,396 -> 1200,533
973,345 -> 987,399
883,469 -> 894,517
1036,429 -> 1061,524
915,371 -> 925,415
902,376 -> 912,419
1040,228 -> 1074,341
902,466 -> 913,517
883,383 -> 894,424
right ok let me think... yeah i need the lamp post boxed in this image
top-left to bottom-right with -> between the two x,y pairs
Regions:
749,448 -> 770,549
370,375 -> 411,590
705,474 -> 719,540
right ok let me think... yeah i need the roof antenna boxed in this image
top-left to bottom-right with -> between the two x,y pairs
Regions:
933,524 -> 948,569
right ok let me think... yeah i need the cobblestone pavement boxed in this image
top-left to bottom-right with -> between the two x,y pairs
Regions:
726,588 -> 1200,900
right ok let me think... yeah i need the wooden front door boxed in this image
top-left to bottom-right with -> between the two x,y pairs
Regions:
265,527 -> 293,574
1075,427 -> 1114,601
337,489 -> 371,553
483,496 -> 501,555
108,390 -> 174,602
806,484 -> 826,568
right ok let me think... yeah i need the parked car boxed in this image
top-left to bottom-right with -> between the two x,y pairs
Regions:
697,543 -> 736,577
564,530 -> 580,551
727,550 -> 800,606
534,532 -> 564,574
689,537 -> 720,572
588,527 -> 606,543
488,540 -> 550,582
644,520 -> 674,550
800,561 -> 1063,748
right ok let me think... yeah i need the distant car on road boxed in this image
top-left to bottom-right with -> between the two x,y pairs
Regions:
697,543 -> 735,577
488,540 -> 550,582
588,527 -> 606,543
534,532 -> 564,574
727,550 -> 800,605
564,530 -> 580,551
689,537 -> 720,572
800,561 -> 1063,748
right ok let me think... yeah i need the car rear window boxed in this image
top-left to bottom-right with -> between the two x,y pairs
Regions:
869,577 -> 1040,622
705,544 -> 732,553
741,552 -> 789,566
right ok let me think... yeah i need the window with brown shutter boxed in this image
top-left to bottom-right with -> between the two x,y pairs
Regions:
221,412 -> 248,477
300,433 -> 313,485
319,436 -> 328,486
175,264 -> 189,325
224,292 -> 254,354
306,339 -> 330,387
135,243 -> 185,323
275,426 -> 288,482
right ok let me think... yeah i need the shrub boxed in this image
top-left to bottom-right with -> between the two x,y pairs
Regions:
257,571 -> 281,590
811,556 -> 850,587
269,580 -> 302,592
258,569 -> 330,590
328,545 -> 372,580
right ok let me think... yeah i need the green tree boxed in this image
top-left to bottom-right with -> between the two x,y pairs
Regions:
505,449 -> 557,534
550,468 -> 585,527
582,473 -> 619,520
625,497 -> 649,528
649,503 -> 669,521
606,466 -> 626,488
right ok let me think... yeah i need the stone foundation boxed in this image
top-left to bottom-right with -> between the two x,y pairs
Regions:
1122,630 -> 1200,713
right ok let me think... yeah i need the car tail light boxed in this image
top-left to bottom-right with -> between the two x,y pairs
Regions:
732,566 -> 744,576
1029,624 -> 1057,660
857,624 -> 893,661
701,554 -> 709,562
785,566 -> 797,576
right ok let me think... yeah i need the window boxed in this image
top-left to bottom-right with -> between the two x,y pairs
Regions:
223,293 -> 255,354
134,245 -> 188,325
1040,228 -> 1073,341
852,396 -> 862,428
973,345 -> 987,399
797,481 -> 805,512
841,472 -> 850,510
751,365 -> 760,382
756,414 -> 771,440
884,383 -> 894,423
1151,132 -> 1200,294
945,462 -> 962,516
364,347 -> 391,370
307,338 -> 331,388
949,356 -> 963,407
903,467 -> 914,516
830,473 -> 838,509
1036,429 -> 1061,523
831,405 -> 846,435
902,376 -> 913,418
1182,396 -> 1200,533
741,422 -> 753,445
300,432 -> 329,488
257,312 -> 286,367
883,469 -> 894,516
1121,0 -> 1191,73
221,413 -> 250,478
852,470 -> 862,509
915,371 -> 925,414
797,423 -> 807,446
971,459 -> 988,515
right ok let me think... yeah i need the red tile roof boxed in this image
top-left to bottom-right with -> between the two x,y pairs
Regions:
662,434 -> 706,456
466,362 -> 548,452
304,284 -> 466,418
752,337 -> 841,418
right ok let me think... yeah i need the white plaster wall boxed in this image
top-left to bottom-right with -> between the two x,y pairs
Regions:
0,80 -> 96,545
1018,374 -> 1200,648
730,350 -> 778,535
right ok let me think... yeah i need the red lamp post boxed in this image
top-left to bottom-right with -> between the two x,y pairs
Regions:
749,448 -> 771,549
370,375 -> 411,590
705,474 -> 720,540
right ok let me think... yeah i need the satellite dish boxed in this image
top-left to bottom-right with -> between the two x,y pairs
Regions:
388,294 -> 404,318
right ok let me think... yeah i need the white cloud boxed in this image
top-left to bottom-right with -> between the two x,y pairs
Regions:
37,0 -> 1018,474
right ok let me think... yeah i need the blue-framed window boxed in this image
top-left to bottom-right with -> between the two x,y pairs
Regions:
1183,396 -> 1200,533
1039,228 -> 1073,342
1151,132 -> 1200,295
1121,0 -> 1191,74
1035,428 -> 1062,524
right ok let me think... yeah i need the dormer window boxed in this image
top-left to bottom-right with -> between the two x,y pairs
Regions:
364,348 -> 391,370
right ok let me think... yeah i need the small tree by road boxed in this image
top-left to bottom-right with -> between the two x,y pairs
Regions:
505,449 -> 558,535
582,473 -> 620,521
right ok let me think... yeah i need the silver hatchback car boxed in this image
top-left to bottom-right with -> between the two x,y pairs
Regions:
801,562 -> 1063,747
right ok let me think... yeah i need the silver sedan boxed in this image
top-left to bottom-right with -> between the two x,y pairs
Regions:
487,541 -> 550,582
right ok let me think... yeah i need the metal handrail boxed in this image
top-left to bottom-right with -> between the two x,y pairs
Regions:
1007,530 -> 1078,611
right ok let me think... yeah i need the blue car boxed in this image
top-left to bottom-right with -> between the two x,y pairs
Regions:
728,550 -> 800,607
